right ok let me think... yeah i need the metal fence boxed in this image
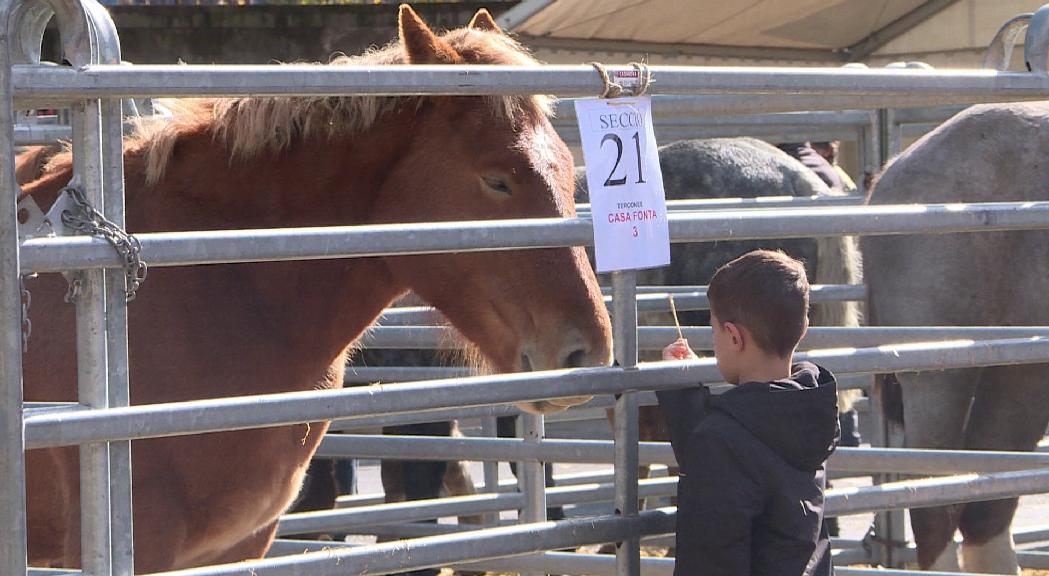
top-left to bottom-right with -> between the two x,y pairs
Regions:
7,1 -> 1049,575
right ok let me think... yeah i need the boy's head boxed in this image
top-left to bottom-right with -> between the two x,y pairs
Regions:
707,250 -> 810,384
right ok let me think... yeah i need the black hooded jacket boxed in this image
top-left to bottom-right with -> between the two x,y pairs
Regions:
656,362 -> 840,576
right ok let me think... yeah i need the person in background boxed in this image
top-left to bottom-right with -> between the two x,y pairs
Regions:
811,141 -> 858,195
777,141 -> 846,194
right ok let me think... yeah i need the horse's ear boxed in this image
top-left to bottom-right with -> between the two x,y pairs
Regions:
399,4 -> 461,64
468,9 -> 503,34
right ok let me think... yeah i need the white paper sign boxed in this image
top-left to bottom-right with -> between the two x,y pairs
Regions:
575,96 -> 670,273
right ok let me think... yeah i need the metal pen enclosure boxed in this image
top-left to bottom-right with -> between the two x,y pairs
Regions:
8,2 -> 1049,575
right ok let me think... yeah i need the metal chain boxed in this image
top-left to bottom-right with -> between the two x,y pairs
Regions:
59,186 -> 148,302
20,276 -> 31,353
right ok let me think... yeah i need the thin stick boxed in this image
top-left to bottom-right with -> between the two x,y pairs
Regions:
668,294 -> 684,341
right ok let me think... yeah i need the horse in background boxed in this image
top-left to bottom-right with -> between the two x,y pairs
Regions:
863,101 -> 1049,574
17,7 -> 611,572
576,137 -> 863,536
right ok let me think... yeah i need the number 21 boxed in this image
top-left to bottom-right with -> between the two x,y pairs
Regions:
601,132 -> 646,187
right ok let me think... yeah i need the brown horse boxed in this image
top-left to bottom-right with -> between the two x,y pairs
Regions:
17,7 -> 612,572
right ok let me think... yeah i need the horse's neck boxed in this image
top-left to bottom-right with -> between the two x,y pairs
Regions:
127,110 -> 416,231
121,111 -> 420,392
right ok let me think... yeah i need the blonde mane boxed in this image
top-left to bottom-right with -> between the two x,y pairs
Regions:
131,29 -> 554,185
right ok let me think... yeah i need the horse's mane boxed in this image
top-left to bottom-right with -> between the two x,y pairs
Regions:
115,28 -> 553,185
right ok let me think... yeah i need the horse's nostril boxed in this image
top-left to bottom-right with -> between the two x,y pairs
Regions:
564,348 -> 588,368
520,354 -> 534,372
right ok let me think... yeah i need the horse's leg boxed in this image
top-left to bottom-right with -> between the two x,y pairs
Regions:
898,369 -> 979,571
442,421 -> 484,527
381,459 -> 407,504
958,364 -> 1049,574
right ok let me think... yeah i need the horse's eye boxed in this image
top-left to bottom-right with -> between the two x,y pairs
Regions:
481,175 -> 512,198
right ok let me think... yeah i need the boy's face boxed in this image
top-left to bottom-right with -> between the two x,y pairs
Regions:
710,310 -> 743,385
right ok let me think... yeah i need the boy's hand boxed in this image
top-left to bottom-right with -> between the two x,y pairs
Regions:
663,338 -> 698,361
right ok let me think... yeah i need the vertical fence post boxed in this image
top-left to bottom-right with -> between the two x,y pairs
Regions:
861,110 -> 881,197
518,412 -> 546,576
78,5 -> 133,569
869,106 -> 908,569
612,270 -> 640,576
71,97 -> 114,576
883,108 -> 902,159
102,94 -> 133,576
480,416 -> 501,525
0,10 -> 30,574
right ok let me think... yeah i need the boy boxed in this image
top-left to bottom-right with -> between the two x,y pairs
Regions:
658,250 -> 840,576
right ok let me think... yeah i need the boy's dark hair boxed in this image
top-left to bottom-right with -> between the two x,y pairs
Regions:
707,249 -> 809,358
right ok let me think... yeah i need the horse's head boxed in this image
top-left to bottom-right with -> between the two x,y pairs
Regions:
374,7 -> 613,412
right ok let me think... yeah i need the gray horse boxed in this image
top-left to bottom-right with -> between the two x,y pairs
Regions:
863,101 -> 1049,573
578,138 -> 863,529
578,136 -> 861,353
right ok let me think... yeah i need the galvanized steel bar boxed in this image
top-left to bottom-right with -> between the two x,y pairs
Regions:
23,337 -> 1049,448
1018,551 -> 1049,569
101,97 -> 133,576
585,195 -> 865,212
71,97 -> 113,576
1016,524 -> 1049,545
19,201 -> 1049,274
827,468 -> 1049,516
479,416 -> 500,525
155,509 -> 676,576
454,551 -> 674,576
327,400 -> 518,430
893,105 -> 966,124
360,325 -> 1049,351
562,126 -> 861,145
0,1 -> 29,571
518,413 -> 545,576
315,434 -> 1049,475
378,284 -> 865,325
518,413 -> 546,524
14,64 -> 1049,101
13,123 -> 72,145
319,477 -> 675,529
555,105 -> 873,126
611,270 -> 641,576
276,492 -> 525,536
871,104 -> 909,569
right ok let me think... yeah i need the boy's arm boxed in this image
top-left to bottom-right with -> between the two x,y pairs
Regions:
657,338 -> 706,457
674,428 -> 763,576
655,386 -> 709,460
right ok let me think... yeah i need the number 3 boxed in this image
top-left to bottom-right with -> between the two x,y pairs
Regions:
632,226 -> 639,237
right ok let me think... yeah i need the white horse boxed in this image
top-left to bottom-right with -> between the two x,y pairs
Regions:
863,101 -> 1049,574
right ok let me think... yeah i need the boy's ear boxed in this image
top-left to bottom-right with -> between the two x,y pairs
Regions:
724,321 -> 745,352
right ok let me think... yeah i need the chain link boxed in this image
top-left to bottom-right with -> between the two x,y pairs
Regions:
59,186 -> 148,302
20,276 -> 31,354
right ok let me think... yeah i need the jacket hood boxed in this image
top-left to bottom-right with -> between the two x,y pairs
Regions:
709,362 -> 840,471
